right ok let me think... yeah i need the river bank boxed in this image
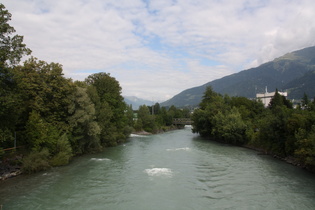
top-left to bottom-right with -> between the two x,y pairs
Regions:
132,125 -> 184,135
0,126 -> 184,181
243,144 -> 315,174
0,155 -> 23,181
2,128 -> 315,209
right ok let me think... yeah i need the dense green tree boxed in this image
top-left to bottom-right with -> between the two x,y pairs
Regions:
0,4 -> 31,68
156,107 -> 173,126
68,86 -> 101,154
258,106 -> 292,156
134,119 -> 143,131
14,58 -> 75,132
0,3 -> 152,173
21,148 -> 50,174
193,85 -> 315,168
191,108 -> 212,137
0,4 -> 31,149
212,107 -> 247,145
86,73 -> 129,146
181,108 -> 191,118
268,89 -> 292,110
192,86 -> 226,137
268,89 -> 283,109
153,103 -> 161,115
125,104 -> 135,127
49,134 -> 72,166
199,86 -> 220,109
136,105 -> 156,132
229,96 -> 265,120
25,110 -> 60,152
294,126 -> 315,169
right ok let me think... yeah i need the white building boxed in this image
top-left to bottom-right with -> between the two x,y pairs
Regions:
256,87 -> 287,107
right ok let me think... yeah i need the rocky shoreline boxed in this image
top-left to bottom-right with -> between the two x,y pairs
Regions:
0,160 -> 22,181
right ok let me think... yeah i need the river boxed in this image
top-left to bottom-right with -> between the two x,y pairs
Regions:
1,127 -> 315,210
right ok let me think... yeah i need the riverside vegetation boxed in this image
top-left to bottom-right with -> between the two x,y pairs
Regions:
192,86 -> 315,172
0,4 -> 188,177
1,3 -> 314,177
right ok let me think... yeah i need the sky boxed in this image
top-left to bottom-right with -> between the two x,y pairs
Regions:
3,0 -> 315,101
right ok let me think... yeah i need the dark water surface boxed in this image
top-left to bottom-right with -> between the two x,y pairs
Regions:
1,127 -> 315,209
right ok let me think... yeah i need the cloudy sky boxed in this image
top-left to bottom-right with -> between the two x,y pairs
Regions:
3,0 -> 315,101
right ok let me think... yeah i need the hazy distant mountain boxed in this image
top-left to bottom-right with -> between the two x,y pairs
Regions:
161,46 -> 315,107
124,96 -> 154,110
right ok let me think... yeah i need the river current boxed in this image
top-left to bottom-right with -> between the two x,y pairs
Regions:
1,127 -> 315,209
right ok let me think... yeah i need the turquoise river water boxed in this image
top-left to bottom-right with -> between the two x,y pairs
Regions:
0,127 -> 315,209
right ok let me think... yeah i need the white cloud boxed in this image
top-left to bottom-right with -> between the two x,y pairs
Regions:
2,0 -> 315,101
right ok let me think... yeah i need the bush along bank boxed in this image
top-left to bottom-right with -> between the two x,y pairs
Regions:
0,4 -> 136,177
192,87 -> 315,173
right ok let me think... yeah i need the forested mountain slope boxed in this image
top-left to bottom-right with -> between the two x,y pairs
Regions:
161,46 -> 315,107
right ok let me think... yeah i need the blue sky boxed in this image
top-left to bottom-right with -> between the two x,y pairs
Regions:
3,0 -> 315,101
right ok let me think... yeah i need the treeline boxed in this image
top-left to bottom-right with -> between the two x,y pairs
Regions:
1,61 -> 133,172
0,4 -> 134,173
0,4 -> 190,174
133,104 -> 191,133
192,86 -> 315,171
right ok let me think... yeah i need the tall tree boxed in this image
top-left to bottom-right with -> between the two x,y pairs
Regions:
14,57 -> 75,131
199,86 -> 220,109
212,107 -> 247,145
0,3 -> 31,68
0,4 -> 31,148
268,89 -> 292,110
86,73 -> 128,146
136,105 -> 156,132
68,86 -> 101,154
268,89 -> 283,109
301,92 -> 310,110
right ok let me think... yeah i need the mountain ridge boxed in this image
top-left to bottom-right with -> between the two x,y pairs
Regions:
161,46 -> 315,107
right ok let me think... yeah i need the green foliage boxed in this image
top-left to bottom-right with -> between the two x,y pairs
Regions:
25,110 -> 56,151
133,103 -> 190,133
0,4 -> 31,68
193,86 -> 315,171
14,57 -> 75,131
134,119 -> 143,131
192,109 -> 212,137
161,46 -> 315,108
3,1 -> 314,173
156,107 -> 173,126
86,73 -> 129,146
125,104 -> 135,127
68,86 -> 101,154
137,105 -> 157,132
50,134 -> 72,166
0,4 -> 28,148
0,4 -> 136,174
295,126 -> 315,168
212,108 -> 247,145
0,128 -> 14,148
199,86 -> 220,109
22,148 -> 50,174
192,86 -> 226,137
